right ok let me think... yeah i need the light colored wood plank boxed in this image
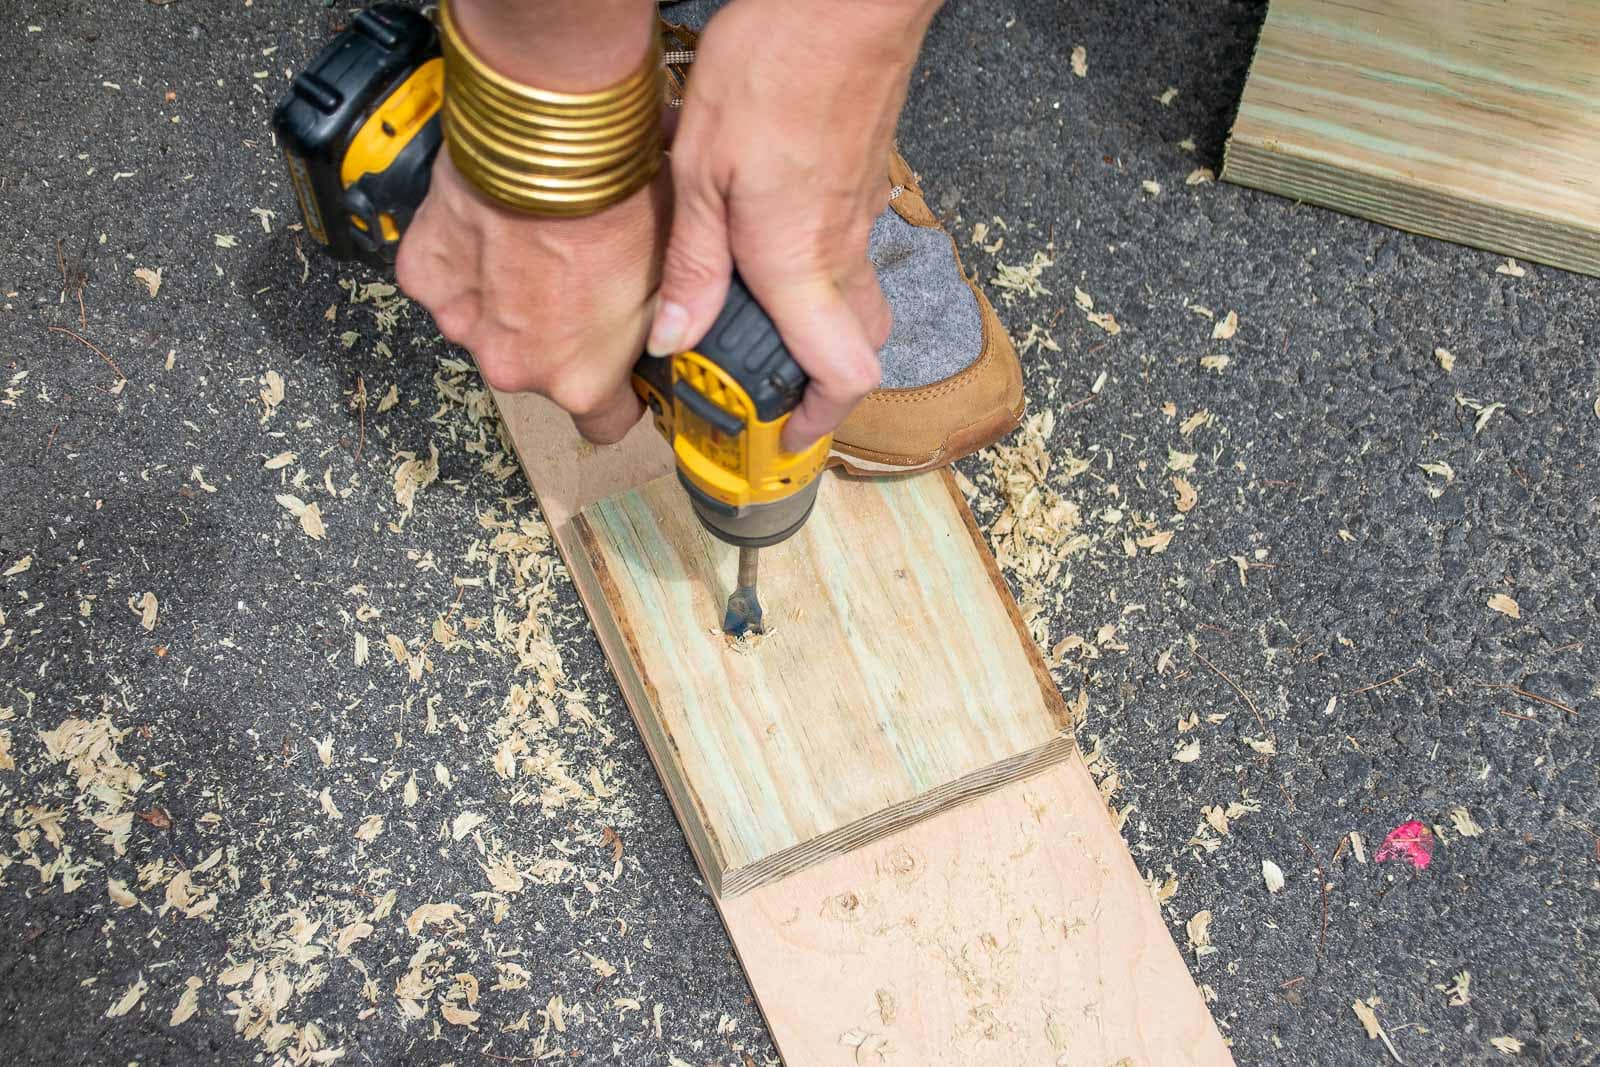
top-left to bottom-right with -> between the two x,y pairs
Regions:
724,749 -> 1233,1065
1223,0 -> 1600,276
492,390 -> 1232,1065
572,469 -> 1072,896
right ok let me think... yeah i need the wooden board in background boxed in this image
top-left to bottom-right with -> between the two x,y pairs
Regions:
1223,0 -> 1600,276
493,389 -> 1233,1065
572,470 -> 1072,896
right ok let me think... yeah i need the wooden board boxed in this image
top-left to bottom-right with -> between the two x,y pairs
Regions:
572,470 -> 1072,896
493,389 -> 1233,1065
1223,0 -> 1600,277
727,745 -> 1231,1062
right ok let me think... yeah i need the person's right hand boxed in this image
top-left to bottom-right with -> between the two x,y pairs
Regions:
395,148 -> 667,445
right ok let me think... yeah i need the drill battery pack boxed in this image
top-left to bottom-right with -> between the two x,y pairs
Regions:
273,4 -> 442,267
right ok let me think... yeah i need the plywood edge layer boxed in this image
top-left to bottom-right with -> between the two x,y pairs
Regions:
936,468 -> 1075,732
1223,138 -> 1600,278
567,511 -> 734,892
720,729 -> 1075,897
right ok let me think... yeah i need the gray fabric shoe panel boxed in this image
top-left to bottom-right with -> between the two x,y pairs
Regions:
658,0 -> 721,30
869,207 -> 984,390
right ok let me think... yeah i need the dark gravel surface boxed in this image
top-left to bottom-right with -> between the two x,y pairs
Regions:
2,1 -> 1597,1065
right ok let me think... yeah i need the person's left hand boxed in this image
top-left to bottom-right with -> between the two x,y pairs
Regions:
648,0 -> 942,451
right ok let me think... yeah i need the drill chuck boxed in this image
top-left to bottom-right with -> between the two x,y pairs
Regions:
682,475 -> 819,549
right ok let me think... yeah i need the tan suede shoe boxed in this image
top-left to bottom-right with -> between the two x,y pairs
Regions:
829,153 -> 1025,475
659,18 -> 1025,476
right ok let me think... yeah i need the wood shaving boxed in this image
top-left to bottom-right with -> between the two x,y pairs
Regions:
1136,530 -> 1174,554
1186,167 -> 1215,185
1199,354 -> 1230,372
318,787 -> 342,820
392,443 -> 440,524
991,251 -> 1055,305
169,976 -> 202,1026
1141,179 -> 1162,196
1351,998 -> 1382,1038
405,901 -> 462,936
1418,460 -> 1455,483
275,494 -> 327,540
106,975 -> 148,1018
1449,807 -> 1483,837
1185,910 -> 1214,955
1070,44 -> 1087,77
1172,476 -> 1197,513
1351,997 -> 1406,1063
452,811 -> 486,840
1211,311 -> 1239,340
133,267 -> 163,297
258,370 -> 284,423
1172,739 -> 1201,763
1071,288 -> 1122,334
1434,347 -> 1455,372
1490,1037 -> 1523,1055
129,591 -> 159,631
1261,859 -> 1285,893
1486,593 -> 1521,619
1156,87 -> 1178,106
1494,258 -> 1526,277
3,554 -> 31,577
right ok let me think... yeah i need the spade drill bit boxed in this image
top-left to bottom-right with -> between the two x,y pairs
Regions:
721,546 -> 765,637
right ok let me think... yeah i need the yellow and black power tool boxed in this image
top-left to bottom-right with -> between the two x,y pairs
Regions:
272,4 -> 829,634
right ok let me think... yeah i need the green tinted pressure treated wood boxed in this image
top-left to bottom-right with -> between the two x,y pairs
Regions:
1224,0 -> 1600,276
570,469 -> 1072,896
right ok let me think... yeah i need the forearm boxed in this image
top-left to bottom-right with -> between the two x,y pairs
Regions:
448,0 -> 657,89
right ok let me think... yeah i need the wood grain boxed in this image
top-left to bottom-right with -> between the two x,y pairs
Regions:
573,470 -> 1072,896
493,389 -> 1232,1064
725,746 -> 1234,1065
1224,0 -> 1600,276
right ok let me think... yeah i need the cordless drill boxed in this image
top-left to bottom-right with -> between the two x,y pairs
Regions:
272,3 -> 826,634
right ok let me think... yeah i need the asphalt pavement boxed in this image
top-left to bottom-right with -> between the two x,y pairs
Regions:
1,1 -> 1596,1064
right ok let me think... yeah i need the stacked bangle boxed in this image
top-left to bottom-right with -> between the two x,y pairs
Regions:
438,0 -> 663,217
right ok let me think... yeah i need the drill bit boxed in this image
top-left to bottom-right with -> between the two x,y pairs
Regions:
721,546 -> 764,637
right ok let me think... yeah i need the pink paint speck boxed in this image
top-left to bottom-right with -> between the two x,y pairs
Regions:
1374,820 -> 1434,869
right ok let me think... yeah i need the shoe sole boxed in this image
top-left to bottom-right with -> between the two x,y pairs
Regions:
827,397 -> 1026,478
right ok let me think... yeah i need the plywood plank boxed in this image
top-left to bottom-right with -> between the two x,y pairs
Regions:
492,389 -> 1232,1065
1223,0 -> 1600,276
572,470 -> 1071,896
724,746 -> 1233,1064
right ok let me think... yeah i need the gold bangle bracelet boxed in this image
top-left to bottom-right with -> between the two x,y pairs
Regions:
438,0 -> 663,217
446,90 -> 658,158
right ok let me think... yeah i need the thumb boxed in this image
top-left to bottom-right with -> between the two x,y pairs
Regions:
648,176 -> 733,357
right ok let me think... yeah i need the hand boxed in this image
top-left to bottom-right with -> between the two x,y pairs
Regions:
649,0 -> 941,451
395,142 -> 667,444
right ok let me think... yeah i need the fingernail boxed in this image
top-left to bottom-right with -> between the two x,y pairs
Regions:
646,301 -> 689,357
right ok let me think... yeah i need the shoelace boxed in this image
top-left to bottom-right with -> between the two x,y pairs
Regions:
661,44 -> 904,201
